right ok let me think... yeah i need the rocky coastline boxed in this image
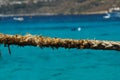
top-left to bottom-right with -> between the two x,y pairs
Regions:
0,0 -> 119,16
0,11 -> 108,17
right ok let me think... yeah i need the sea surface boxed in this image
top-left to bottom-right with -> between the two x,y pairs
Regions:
0,14 -> 120,80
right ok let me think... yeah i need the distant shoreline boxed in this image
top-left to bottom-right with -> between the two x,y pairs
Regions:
0,11 -> 108,17
80,11 -> 108,15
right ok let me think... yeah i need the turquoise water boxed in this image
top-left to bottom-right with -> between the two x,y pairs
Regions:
0,14 -> 120,80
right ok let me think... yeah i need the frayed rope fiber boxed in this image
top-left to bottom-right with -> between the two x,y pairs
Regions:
0,33 -> 120,52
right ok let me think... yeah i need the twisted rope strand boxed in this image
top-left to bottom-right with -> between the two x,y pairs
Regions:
0,33 -> 120,51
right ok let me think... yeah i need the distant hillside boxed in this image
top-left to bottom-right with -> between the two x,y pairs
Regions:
0,0 -> 120,15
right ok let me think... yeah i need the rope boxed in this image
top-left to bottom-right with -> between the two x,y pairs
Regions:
0,33 -> 120,52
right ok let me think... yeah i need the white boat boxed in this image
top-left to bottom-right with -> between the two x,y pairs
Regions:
104,7 -> 120,19
109,7 -> 120,17
13,17 -> 24,21
103,14 -> 111,19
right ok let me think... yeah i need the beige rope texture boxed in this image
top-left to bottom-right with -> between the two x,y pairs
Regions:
0,33 -> 120,53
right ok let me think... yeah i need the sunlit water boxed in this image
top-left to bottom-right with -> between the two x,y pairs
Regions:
0,14 -> 120,80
